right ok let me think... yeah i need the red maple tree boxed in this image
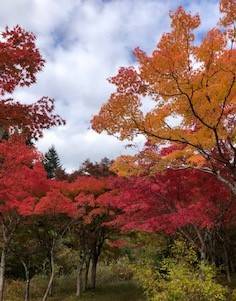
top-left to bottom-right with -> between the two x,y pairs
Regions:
55,176 -> 121,296
0,136 -> 49,301
110,169 -> 236,270
0,26 -> 65,140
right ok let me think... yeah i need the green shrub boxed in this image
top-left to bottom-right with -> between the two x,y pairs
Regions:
231,289 -> 236,301
97,256 -> 133,285
132,240 -> 228,301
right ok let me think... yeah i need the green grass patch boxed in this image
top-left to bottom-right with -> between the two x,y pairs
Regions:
49,281 -> 145,301
5,278 -> 146,301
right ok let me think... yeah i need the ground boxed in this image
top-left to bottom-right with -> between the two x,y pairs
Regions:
6,277 -> 146,301
49,281 -> 145,301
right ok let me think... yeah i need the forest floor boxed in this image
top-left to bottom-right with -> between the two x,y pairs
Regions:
49,281 -> 145,301
6,278 -> 146,301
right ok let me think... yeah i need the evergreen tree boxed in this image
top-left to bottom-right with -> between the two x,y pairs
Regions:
43,146 -> 61,178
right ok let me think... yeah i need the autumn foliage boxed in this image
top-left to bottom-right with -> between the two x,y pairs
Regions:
92,0 -> 236,194
1,1 -> 236,300
0,136 -> 48,217
110,169 -> 234,233
0,26 -> 65,140
0,23 -> 121,299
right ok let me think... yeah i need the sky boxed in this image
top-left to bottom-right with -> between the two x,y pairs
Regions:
0,0 -> 220,171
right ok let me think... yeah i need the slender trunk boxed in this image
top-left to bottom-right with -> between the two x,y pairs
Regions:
91,255 -> 98,290
49,282 -> 53,297
0,220 -> 18,301
210,234 -> 216,265
230,256 -> 235,273
0,248 -> 5,301
223,243 -> 231,283
84,256 -> 90,290
21,260 -> 31,301
25,278 -> 31,301
42,246 -> 55,301
194,226 -> 206,261
76,260 -> 84,297
193,227 -> 207,281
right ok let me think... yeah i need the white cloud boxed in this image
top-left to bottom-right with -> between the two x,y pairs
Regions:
0,0 -> 219,170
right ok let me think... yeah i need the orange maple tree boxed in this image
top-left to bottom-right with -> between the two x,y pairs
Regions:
92,0 -> 236,193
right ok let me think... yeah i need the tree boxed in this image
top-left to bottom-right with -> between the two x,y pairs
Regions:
110,168 -> 236,280
33,183 -> 76,301
43,146 -> 62,179
68,158 -> 114,182
59,176 -> 121,296
79,158 -> 114,177
7,222 -> 48,301
0,26 -> 65,141
0,136 -> 49,301
0,25 -> 66,301
92,0 -> 236,194
0,25 -> 65,300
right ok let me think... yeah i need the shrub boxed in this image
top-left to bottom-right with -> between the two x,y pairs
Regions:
132,240 -> 227,301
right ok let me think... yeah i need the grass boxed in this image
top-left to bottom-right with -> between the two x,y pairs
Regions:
4,259 -> 146,300
5,274 -> 146,301
48,281 -> 146,301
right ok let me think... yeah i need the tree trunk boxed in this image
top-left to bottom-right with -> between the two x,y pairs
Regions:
76,261 -> 84,297
42,246 -> 55,301
91,255 -> 98,290
25,278 -> 31,301
21,260 -> 31,301
223,243 -> 231,283
230,256 -> 235,273
0,248 -> 5,301
49,281 -> 53,297
194,226 -> 206,261
84,256 -> 90,290
210,233 -> 216,265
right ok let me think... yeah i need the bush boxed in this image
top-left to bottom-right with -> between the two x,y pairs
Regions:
152,262 -> 227,301
97,256 -> 133,285
231,289 -> 236,301
132,240 -> 228,301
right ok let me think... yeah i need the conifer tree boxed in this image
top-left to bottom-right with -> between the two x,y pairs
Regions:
43,146 -> 61,179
